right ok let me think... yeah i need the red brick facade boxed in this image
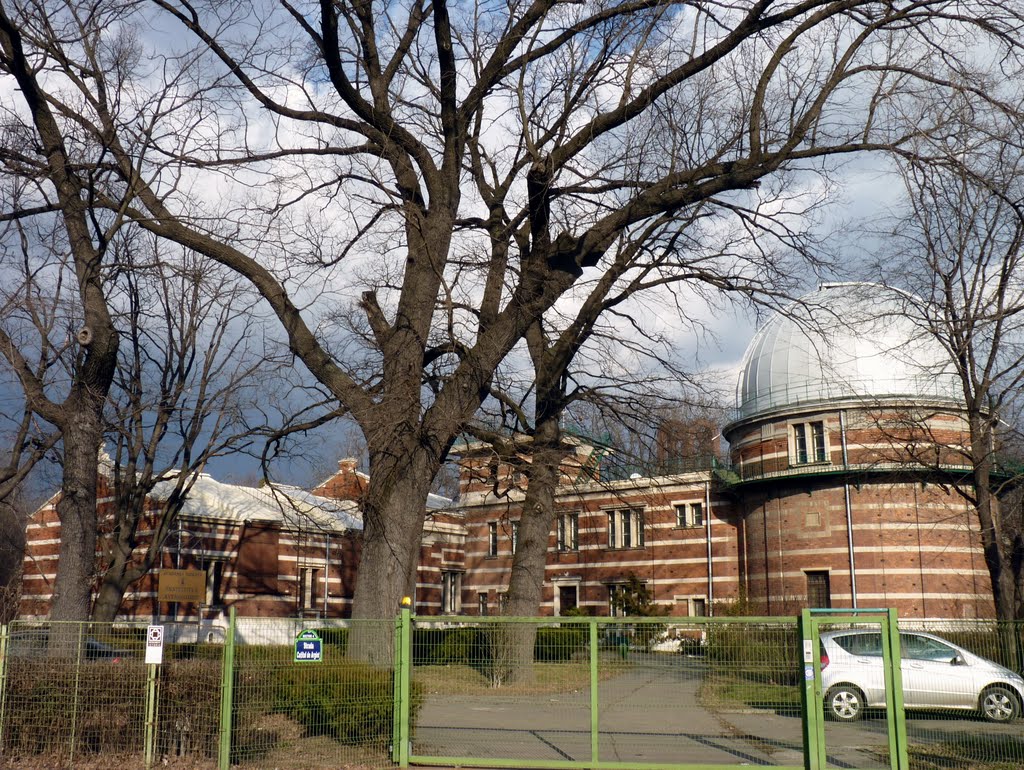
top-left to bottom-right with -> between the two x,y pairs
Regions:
21,460 -> 467,622
21,412 -> 998,622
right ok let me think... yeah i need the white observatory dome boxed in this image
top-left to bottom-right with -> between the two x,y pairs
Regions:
737,283 -> 963,418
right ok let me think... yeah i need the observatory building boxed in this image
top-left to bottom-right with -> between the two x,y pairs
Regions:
458,283 -> 994,619
21,285 -> 998,622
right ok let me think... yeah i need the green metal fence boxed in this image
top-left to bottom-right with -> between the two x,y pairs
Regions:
400,613 -> 805,770
2,612 -> 1023,769
0,619 -> 224,768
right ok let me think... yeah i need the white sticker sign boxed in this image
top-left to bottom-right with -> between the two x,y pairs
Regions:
145,625 -> 164,665
803,639 -> 814,663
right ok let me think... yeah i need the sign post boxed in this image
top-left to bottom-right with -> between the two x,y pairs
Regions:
144,625 -> 164,770
294,629 -> 323,663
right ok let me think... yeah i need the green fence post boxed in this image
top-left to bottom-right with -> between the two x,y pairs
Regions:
143,662 -> 159,770
799,610 -> 825,770
392,611 -> 403,764
0,623 -> 8,754
218,608 -> 237,770
68,623 -> 84,767
397,602 -> 412,768
589,618 -> 599,766
883,609 -> 908,770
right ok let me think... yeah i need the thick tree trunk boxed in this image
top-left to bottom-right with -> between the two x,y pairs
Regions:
47,411 -> 106,657
348,448 -> 438,664
91,550 -> 136,623
492,419 -> 566,685
49,414 -> 102,623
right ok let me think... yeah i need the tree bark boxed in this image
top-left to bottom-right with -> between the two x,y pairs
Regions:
48,410 -> 103,642
969,418 -> 1016,618
347,445 -> 441,663
492,417 -> 566,684
91,536 -> 140,623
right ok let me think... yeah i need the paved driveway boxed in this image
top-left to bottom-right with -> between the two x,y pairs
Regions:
411,655 -> 1023,768
412,656 -> 859,766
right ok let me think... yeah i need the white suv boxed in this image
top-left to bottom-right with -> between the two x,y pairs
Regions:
820,630 -> 1024,722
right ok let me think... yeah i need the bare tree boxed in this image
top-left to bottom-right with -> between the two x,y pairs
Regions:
3,0 -> 1024,646
0,392 -> 54,621
92,239 -> 275,622
0,169 -> 119,625
477,208 -> 804,682
874,135 -> 1024,624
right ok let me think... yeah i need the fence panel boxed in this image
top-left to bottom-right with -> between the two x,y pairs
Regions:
0,619 -> 226,769
893,620 -> 1024,770
408,617 -> 594,765
636,617 -> 803,767
228,617 -> 398,770
4,614 -> 1024,770
406,615 -> 804,769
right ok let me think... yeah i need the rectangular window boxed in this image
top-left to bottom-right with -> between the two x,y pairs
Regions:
441,571 -> 462,614
691,597 -> 707,617
487,522 -> 498,557
478,592 -> 488,616
811,422 -> 826,461
511,521 -> 519,554
793,423 -> 808,463
792,421 -> 827,464
557,512 -> 579,551
298,566 -> 320,611
608,509 -> 644,548
675,503 -> 703,528
206,560 -> 226,607
806,570 -> 831,608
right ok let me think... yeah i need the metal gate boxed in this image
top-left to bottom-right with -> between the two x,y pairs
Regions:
392,608 -> 912,770
799,608 -> 909,770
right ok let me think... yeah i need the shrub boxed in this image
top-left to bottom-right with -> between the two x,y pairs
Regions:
272,659 -> 423,746
677,636 -> 704,656
411,627 -> 447,665
319,627 -> 349,650
534,628 -> 586,662
1,656 -> 222,758
431,627 -> 488,666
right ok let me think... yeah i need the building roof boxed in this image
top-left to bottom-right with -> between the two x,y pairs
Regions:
152,474 -> 363,532
737,283 -> 963,418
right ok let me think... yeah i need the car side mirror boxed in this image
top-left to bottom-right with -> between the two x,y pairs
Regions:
951,654 -> 966,666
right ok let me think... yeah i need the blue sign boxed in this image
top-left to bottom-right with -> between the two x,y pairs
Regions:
294,629 -> 323,662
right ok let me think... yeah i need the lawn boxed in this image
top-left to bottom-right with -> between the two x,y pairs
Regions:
698,672 -> 802,712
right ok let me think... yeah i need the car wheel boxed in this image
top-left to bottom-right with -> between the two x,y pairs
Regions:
826,685 -> 864,722
980,686 -> 1020,723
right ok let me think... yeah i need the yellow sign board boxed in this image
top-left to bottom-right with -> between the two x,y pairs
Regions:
158,569 -> 207,604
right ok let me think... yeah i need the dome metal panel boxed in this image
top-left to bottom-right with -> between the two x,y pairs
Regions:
737,283 -> 963,417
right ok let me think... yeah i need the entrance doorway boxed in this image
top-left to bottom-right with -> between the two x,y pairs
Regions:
557,584 -> 578,615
